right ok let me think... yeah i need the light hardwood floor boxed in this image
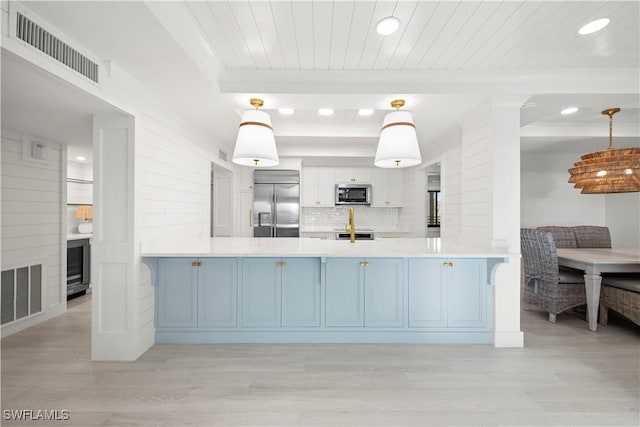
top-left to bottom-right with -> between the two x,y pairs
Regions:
1,293 -> 638,427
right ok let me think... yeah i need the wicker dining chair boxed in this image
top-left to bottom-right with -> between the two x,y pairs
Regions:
537,226 -> 578,248
521,228 -> 587,322
573,225 -> 612,248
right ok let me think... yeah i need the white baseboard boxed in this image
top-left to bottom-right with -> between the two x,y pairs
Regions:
0,302 -> 66,338
493,331 -> 524,348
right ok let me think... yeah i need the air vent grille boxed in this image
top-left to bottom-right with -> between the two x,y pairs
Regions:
1,264 -> 43,326
16,12 -> 99,83
218,150 -> 228,162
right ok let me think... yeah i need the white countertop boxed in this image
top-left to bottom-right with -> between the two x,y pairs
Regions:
141,237 -> 513,259
67,233 -> 92,241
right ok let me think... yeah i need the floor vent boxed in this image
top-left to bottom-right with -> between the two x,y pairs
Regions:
1,264 -> 43,325
16,12 -> 99,83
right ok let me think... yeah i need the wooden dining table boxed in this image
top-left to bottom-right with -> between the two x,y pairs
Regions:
557,248 -> 640,331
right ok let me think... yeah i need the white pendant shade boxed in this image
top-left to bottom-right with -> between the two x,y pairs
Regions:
375,110 -> 422,168
232,109 -> 279,167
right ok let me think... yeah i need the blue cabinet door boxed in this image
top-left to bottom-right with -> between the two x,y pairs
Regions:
325,258 -> 364,327
198,258 -> 238,328
364,258 -> 404,327
242,258 -> 281,327
408,259 -> 446,328
446,259 -> 487,328
157,258 -> 197,328
281,258 -> 321,327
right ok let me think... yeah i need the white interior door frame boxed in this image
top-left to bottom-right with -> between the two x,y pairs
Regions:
91,113 -> 138,360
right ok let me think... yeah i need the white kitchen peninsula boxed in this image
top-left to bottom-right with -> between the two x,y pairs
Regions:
141,238 -> 513,345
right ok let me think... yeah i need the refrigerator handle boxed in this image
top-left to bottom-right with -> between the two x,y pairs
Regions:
272,193 -> 277,237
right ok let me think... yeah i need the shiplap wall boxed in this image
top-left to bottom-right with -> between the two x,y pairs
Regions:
135,116 -> 211,352
421,126 -> 464,242
460,102 -> 493,245
1,129 -> 65,332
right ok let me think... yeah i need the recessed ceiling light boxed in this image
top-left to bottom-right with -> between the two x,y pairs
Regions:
578,18 -> 610,35
358,108 -> 374,116
561,107 -> 579,115
278,108 -> 294,115
76,156 -> 86,161
376,16 -> 400,36
318,108 -> 334,116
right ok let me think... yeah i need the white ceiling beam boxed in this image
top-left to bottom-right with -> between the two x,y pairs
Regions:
521,122 -> 640,138
275,127 -> 379,138
219,69 -> 639,95
278,144 -> 376,158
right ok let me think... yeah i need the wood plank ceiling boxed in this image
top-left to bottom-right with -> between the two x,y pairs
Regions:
186,1 -> 638,71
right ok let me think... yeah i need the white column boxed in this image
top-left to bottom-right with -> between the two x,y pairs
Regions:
91,114 -> 138,360
490,96 -> 528,348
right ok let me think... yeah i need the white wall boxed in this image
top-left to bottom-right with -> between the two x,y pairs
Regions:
423,127 -> 464,242
1,129 -> 66,336
460,102 -> 493,245
521,152 -> 606,228
134,115 -> 213,354
606,193 -> 640,248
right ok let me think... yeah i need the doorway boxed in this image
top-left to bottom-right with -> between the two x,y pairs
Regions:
426,162 -> 441,238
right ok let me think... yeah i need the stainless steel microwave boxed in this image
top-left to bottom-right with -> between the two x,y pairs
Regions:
335,183 -> 371,205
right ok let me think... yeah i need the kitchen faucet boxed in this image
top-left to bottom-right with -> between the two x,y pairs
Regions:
345,207 -> 356,243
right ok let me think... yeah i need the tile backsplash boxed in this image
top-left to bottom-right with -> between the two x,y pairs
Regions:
302,206 -> 399,229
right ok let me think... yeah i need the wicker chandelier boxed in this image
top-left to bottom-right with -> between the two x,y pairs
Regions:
568,108 -> 640,194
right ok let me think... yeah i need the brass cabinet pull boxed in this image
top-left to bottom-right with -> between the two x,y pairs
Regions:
442,262 -> 454,268
192,261 -> 198,267
365,262 -> 370,267
449,262 -> 454,267
276,261 -> 287,267
316,201 -> 320,204
359,261 -> 365,267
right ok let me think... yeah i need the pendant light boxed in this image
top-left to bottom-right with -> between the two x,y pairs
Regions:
568,108 -> 640,194
374,99 -> 422,168
232,98 -> 279,167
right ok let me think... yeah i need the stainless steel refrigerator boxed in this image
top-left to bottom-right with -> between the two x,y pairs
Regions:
253,170 -> 300,238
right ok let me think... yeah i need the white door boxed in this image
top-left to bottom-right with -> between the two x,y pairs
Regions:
212,169 -> 233,236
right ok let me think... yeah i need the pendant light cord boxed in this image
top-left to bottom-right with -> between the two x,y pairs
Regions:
608,112 -> 613,150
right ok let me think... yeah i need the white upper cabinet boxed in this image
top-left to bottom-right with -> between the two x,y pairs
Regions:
334,167 -> 371,184
371,168 -> 403,207
301,166 -> 401,208
302,167 -> 335,207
